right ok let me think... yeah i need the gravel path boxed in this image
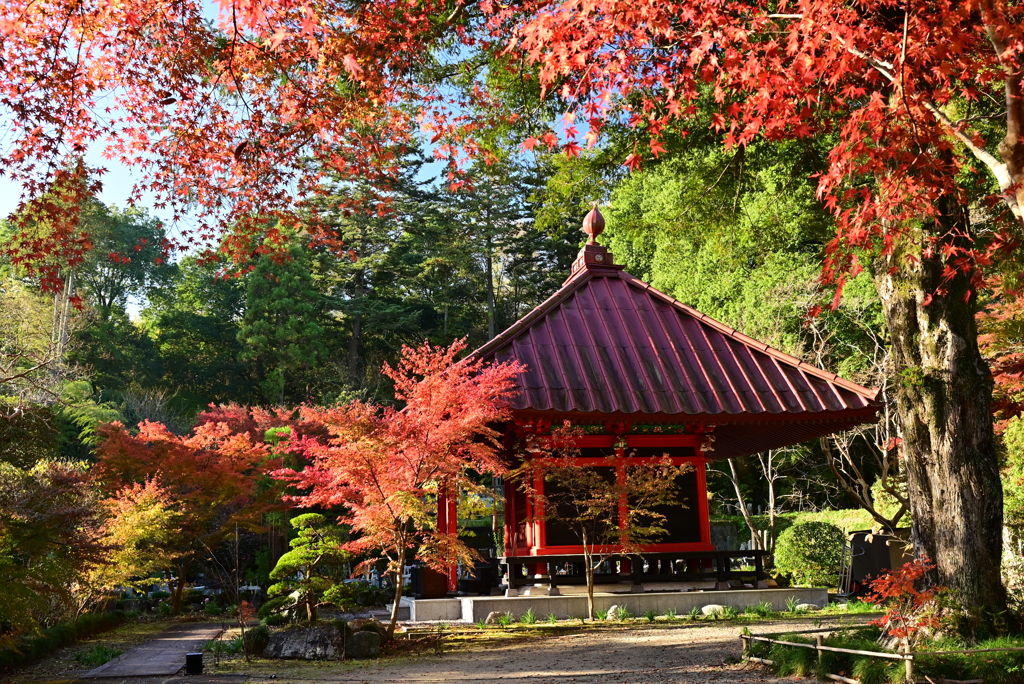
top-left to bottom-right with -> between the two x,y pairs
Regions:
259,619 -> 839,683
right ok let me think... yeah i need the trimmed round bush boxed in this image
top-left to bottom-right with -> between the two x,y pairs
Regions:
774,521 -> 847,588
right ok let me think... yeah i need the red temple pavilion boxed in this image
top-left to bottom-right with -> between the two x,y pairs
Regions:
443,206 -> 879,596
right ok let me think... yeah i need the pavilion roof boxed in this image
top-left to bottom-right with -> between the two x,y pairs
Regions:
474,207 -> 880,459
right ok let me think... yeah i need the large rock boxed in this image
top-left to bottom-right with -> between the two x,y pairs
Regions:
796,603 -> 821,612
346,631 -> 381,659
263,625 -> 340,660
606,605 -> 622,620
484,611 -> 502,625
701,604 -> 727,616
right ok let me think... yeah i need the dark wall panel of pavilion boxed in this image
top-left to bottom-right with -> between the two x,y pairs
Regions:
544,466 -> 616,547
628,462 -> 702,544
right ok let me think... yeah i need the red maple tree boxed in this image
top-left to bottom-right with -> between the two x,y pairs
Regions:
867,557 -> 944,650
94,419 -> 282,613
275,340 -> 523,636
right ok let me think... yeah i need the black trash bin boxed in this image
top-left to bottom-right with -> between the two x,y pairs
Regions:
185,652 -> 203,675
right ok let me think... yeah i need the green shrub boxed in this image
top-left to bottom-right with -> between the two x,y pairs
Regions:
150,590 -> 171,599
497,612 -> 513,627
774,521 -> 847,587
75,612 -> 127,639
262,613 -> 287,626
157,601 -> 173,616
769,637 -> 815,676
243,625 -> 271,656
687,606 -> 702,619
546,613 -> 557,624
475,618 -> 487,629
663,608 -> 676,619
45,624 -> 75,648
520,608 -> 537,624
745,601 -> 774,617
721,606 -> 738,619
75,645 -> 122,667
851,657 -> 889,684
203,602 -> 222,616
0,612 -> 129,672
643,609 -> 657,623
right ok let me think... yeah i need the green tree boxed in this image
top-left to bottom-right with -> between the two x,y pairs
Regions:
142,256 -> 253,414
311,153 -> 461,393
75,201 -> 170,323
602,139 -> 833,355
238,239 -> 327,405
70,310 -> 163,398
267,513 -> 351,623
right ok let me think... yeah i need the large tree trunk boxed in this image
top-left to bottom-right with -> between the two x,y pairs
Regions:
872,198 -> 1006,625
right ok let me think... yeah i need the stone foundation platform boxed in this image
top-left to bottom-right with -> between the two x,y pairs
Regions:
394,587 -> 828,623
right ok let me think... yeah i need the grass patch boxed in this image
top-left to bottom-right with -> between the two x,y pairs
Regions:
820,600 -> 876,615
744,601 -> 774,618
73,646 -> 121,667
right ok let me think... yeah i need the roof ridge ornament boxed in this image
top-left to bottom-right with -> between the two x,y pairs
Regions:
582,203 -> 605,244
570,203 -> 620,277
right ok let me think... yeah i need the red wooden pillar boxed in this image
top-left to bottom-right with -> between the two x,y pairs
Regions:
503,478 -> 515,555
436,482 -> 458,593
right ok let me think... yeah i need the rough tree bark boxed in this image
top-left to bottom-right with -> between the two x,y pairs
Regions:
872,197 -> 1007,622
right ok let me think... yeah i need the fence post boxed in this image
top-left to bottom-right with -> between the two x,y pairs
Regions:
815,635 -> 823,665
904,642 -> 913,681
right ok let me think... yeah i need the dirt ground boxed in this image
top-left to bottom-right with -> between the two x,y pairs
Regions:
211,618 -> 843,684
4,617 -> 860,684
308,623 -> 792,683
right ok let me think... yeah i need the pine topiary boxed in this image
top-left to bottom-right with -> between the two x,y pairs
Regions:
774,521 -> 847,588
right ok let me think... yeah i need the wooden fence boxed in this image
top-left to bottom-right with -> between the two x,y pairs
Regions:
740,627 -> 1024,683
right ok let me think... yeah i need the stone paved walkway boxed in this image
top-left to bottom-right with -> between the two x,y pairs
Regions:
82,623 -> 223,678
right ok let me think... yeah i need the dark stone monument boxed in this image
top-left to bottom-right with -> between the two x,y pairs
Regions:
346,631 -> 381,659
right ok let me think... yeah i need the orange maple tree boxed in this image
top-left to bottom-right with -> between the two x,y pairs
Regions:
94,418 -> 282,613
274,340 -> 523,636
